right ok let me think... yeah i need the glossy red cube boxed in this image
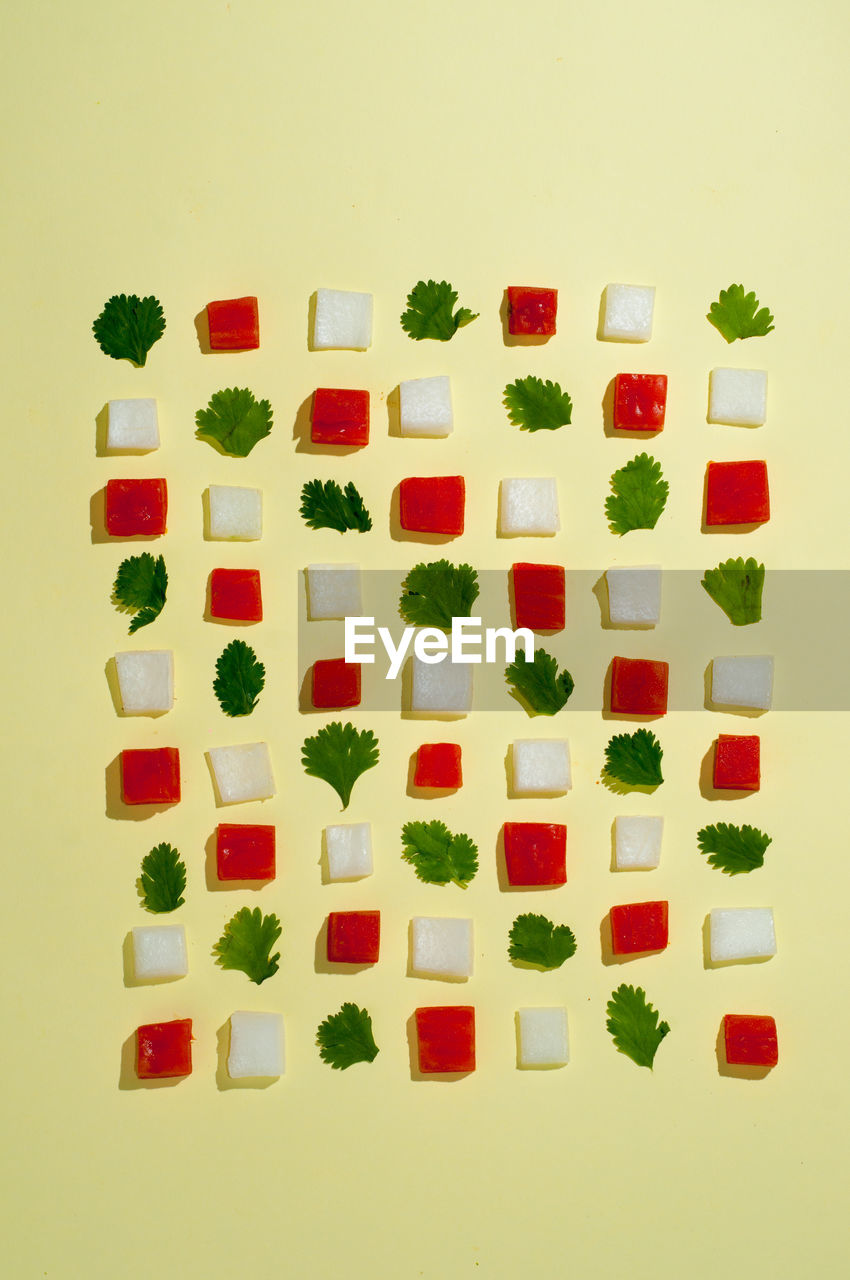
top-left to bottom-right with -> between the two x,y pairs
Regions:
512,563 -> 565,631
610,900 -> 669,954
327,911 -> 381,964
610,656 -> 669,716
209,568 -> 263,622
120,747 -> 180,805
399,476 -> 465,535
723,1014 -> 778,1067
415,1006 -> 475,1073
705,460 -> 770,526
311,658 -> 361,709
613,373 -> 667,431
713,734 -> 760,791
311,388 -> 370,446
216,823 -> 276,881
414,742 -> 463,789
206,295 -> 259,350
105,478 -> 167,537
507,286 -> 558,336
136,1018 -> 192,1079
503,822 -> 566,886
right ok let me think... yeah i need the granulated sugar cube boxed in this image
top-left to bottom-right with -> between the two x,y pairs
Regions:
511,739 -> 571,795
499,478 -> 560,536
114,650 -> 174,714
208,742 -> 276,803
606,566 -> 662,626
325,822 -> 373,880
313,288 -> 373,350
107,398 -> 159,451
614,816 -> 663,870
711,656 -> 774,710
228,1011 -> 284,1078
208,486 -> 262,540
601,284 -> 655,342
709,908 -> 776,962
411,916 -> 473,979
132,924 -> 188,980
306,564 -> 362,619
708,368 -> 767,426
517,1007 -> 569,1068
410,654 -> 473,715
399,376 -> 453,437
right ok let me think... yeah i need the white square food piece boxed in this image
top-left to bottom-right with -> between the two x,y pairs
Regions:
107,398 -> 159,451
132,925 -> 188,980
411,916 -> 473,979
517,1007 -> 570,1068
208,486 -> 262,540
114,650 -> 174,714
228,1011 -> 284,1078
399,376 -> 454,437
325,822 -> 373,881
208,743 -> 276,804
606,566 -> 662,626
306,564 -> 362,620
708,368 -> 768,426
711,656 -> 774,710
410,654 -> 473,716
313,288 -> 373,350
511,740 -> 571,795
709,908 -> 776,962
601,284 -> 655,342
499,478 -> 560,536
614,816 -> 663,870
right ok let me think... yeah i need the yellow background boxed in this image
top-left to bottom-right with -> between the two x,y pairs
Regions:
4,1 -> 848,1275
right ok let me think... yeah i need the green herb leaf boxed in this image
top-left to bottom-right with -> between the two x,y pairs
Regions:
139,843 -> 186,913
301,721 -> 380,810
503,376 -> 572,432
92,294 -> 165,366
707,284 -> 775,342
606,984 -> 670,1069
401,820 -> 478,888
697,822 -> 772,875
606,453 -> 669,535
195,387 -> 273,457
604,729 -> 664,787
701,557 -> 765,625
508,913 -> 576,969
213,906 -> 281,985
300,478 -> 372,533
213,639 -> 265,717
317,1003 -> 379,1070
505,647 -> 574,715
399,560 -> 479,630
400,279 -> 478,341
113,552 -> 167,633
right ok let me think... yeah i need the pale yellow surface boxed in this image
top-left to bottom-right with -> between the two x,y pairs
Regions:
3,1 -> 849,1276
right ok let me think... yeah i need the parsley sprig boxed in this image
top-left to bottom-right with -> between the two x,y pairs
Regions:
606,984 -> 670,1069
707,284 -> 774,342
214,639 -> 265,716
301,721 -> 379,809
604,729 -> 664,788
400,279 -> 478,341
317,1003 -> 379,1070
401,820 -> 478,888
195,387 -> 273,457
92,293 -> 165,366
503,376 -> 572,432
300,478 -> 372,533
399,560 -> 479,630
508,913 -> 576,969
702,557 -> 765,625
697,822 -> 771,875
606,453 -> 669,535
139,843 -> 186,913
505,647 -> 574,715
213,907 -> 281,985
113,552 -> 167,633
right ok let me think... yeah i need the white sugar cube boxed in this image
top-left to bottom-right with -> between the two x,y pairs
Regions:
410,653 -> 473,716
208,485 -> 262,540
517,1007 -> 570,1068
411,916 -> 473,979
325,822 -> 373,880
511,739 -> 571,795
709,908 -> 777,962
606,566 -> 662,626
711,656 -> 774,710
313,288 -> 373,350
107,398 -> 159,451
708,368 -> 768,426
228,1011 -> 284,1078
306,564 -> 362,620
601,284 -> 655,342
208,742 -> 276,804
132,925 -> 188,980
399,376 -> 453,437
614,816 -> 663,870
114,650 -> 174,714
499,478 -> 560,536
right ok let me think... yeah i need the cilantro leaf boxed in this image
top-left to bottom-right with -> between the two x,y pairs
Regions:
399,560 -> 479,630
503,376 -> 572,432
604,729 -> 664,788
213,906 -> 281,984
317,1003 -> 379,1070
195,387 -> 273,457
139,842 -> 186,913
508,913 -> 576,969
505,647 -> 574,715
300,479 -> 372,533
606,453 -> 669,535
400,279 -> 478,341
707,284 -> 775,342
701,557 -> 765,626
401,820 -> 478,888
213,639 -> 265,717
92,294 -> 165,366
606,984 -> 670,1069
301,721 -> 379,810
697,822 -> 772,875
113,552 -> 167,633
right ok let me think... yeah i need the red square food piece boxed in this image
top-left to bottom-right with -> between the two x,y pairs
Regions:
610,656 -> 669,716
714,734 -> 760,791
216,823 -> 276,881
503,822 -> 566,886
507,286 -> 558,336
705,460 -> 770,526
311,388 -> 370,446
327,911 -> 381,964
610,900 -> 669,954
312,658 -> 361,709
723,1014 -> 778,1067
209,568 -> 263,622
105,478 -> 167,537
415,1006 -> 475,1073
136,1019 -> 193,1079
206,296 -> 260,350
121,747 -> 180,805
512,563 -> 565,631
414,743 -> 463,789
613,374 -> 668,430
399,476 -> 465,536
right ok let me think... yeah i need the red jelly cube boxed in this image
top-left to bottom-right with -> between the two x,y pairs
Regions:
507,286 -> 558,336
613,374 -> 667,431
610,656 -> 669,716
120,747 -> 180,805
206,295 -> 260,350
610,900 -> 669,954
327,911 -> 381,964
216,823 -> 276,881
209,568 -> 263,622
713,734 -> 760,791
311,658 -> 361,709
136,1018 -> 193,1079
705,460 -> 770,526
399,476 -> 465,536
415,1006 -> 475,1073
414,743 -> 463,789
105,478 -> 167,536
512,563 -> 565,631
311,388 -> 370,446
723,1014 -> 778,1067
503,822 -> 566,886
